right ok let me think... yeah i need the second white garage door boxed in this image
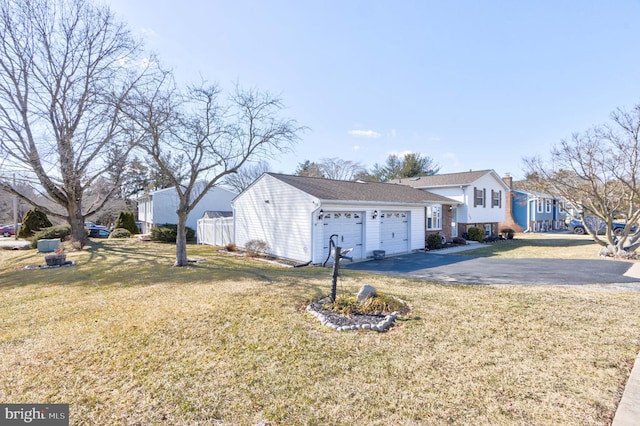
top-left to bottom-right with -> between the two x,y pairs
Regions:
380,211 -> 409,255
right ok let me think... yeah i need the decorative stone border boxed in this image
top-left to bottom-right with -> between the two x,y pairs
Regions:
306,299 -> 398,332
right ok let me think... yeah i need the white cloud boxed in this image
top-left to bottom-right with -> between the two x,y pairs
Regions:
388,129 -> 397,138
348,129 -> 381,138
353,145 -> 361,151
442,152 -> 461,168
140,27 -> 157,37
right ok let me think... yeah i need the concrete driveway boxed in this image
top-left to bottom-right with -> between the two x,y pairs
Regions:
342,251 -> 640,288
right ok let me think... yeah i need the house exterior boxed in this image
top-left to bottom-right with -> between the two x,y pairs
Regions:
136,185 -> 236,234
501,175 -> 567,232
392,169 -> 509,238
232,173 -> 459,264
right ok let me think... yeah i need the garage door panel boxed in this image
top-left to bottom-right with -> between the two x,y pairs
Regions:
322,211 -> 363,260
380,211 -> 408,255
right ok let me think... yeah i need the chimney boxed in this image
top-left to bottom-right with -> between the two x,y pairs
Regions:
499,174 -> 524,232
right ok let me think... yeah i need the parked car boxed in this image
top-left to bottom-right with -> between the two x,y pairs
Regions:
87,227 -> 110,238
0,224 -> 19,237
568,218 -> 636,236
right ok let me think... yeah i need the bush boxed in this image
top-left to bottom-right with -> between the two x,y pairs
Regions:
500,228 -> 515,239
466,227 -> 485,243
426,233 -> 444,250
452,237 -> 467,245
30,225 -> 71,248
150,224 -> 195,243
114,211 -> 140,235
224,243 -> 238,252
19,209 -> 52,238
245,239 -> 269,257
109,228 -> 131,239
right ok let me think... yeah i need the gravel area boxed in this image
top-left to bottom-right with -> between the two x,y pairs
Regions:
306,298 -> 398,332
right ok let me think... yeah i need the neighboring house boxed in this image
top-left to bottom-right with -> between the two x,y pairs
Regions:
501,175 -> 567,232
136,185 -> 236,234
392,169 -> 509,238
232,173 -> 459,264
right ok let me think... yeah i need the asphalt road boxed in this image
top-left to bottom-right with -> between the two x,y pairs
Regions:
342,252 -> 640,287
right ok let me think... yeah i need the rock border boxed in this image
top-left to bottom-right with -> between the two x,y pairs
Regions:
306,298 -> 398,332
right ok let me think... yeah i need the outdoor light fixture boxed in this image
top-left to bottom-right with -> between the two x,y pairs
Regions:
372,210 -> 378,219
318,209 -> 324,220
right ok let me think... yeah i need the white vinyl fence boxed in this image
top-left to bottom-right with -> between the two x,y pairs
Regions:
197,217 -> 234,246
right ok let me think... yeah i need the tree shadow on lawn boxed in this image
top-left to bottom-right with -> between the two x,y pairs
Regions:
0,240 -> 334,290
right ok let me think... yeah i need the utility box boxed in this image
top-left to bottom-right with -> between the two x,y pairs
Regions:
37,238 -> 61,253
373,250 -> 385,260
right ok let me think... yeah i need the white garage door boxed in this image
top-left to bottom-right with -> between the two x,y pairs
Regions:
322,211 -> 363,261
380,211 -> 409,255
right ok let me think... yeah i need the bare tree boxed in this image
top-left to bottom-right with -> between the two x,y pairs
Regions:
126,73 -> 304,266
524,103 -> 640,256
223,160 -> 270,193
0,0 -> 149,246
318,157 -> 366,181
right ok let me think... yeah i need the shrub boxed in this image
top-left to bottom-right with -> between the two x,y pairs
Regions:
150,224 -> 195,243
452,237 -> 467,245
500,227 -> 515,240
30,225 -> 71,248
109,228 -> 131,239
245,239 -> 269,257
426,233 -> 444,250
466,227 -> 485,243
327,293 -> 407,316
114,211 -> 140,234
224,243 -> 238,252
18,209 -> 52,238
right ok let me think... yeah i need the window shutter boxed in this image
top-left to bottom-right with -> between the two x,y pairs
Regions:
474,187 -> 477,207
491,190 -> 495,208
483,188 -> 486,208
499,190 -> 502,208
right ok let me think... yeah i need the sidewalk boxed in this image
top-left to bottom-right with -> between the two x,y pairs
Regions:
613,353 -> 640,425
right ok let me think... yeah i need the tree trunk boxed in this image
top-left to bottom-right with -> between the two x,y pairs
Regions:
68,200 -> 87,248
175,211 -> 189,267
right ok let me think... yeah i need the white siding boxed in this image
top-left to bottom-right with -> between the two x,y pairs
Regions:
234,174 -> 317,263
136,185 -> 235,232
424,175 -> 506,224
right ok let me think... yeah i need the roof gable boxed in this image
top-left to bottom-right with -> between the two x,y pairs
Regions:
266,173 -> 458,204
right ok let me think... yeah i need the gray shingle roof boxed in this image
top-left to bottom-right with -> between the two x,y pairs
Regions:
267,173 -> 458,204
389,169 -> 495,188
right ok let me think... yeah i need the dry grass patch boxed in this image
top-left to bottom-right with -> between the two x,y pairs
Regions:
0,240 -> 639,424
456,232 -> 605,259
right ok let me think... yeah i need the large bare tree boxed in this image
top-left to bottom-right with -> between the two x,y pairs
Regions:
0,0 -> 148,246
126,73 -> 304,266
524,103 -> 640,257
223,160 -> 270,193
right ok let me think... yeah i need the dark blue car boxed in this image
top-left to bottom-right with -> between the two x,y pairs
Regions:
568,218 -> 636,236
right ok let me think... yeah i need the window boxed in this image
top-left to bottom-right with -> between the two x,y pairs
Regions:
492,190 -> 501,208
474,187 -> 485,207
537,198 -> 543,213
545,199 -> 552,213
426,205 -> 442,230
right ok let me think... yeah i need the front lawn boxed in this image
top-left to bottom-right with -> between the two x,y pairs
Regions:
456,232 -> 604,259
1,239 -> 639,424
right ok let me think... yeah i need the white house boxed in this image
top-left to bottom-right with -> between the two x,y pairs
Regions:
137,185 -> 236,234
232,173 -> 459,264
392,169 -> 509,237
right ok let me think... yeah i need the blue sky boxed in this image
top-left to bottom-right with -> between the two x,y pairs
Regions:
107,0 -> 640,179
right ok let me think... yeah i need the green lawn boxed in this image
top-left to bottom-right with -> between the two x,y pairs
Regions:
1,238 -> 639,425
